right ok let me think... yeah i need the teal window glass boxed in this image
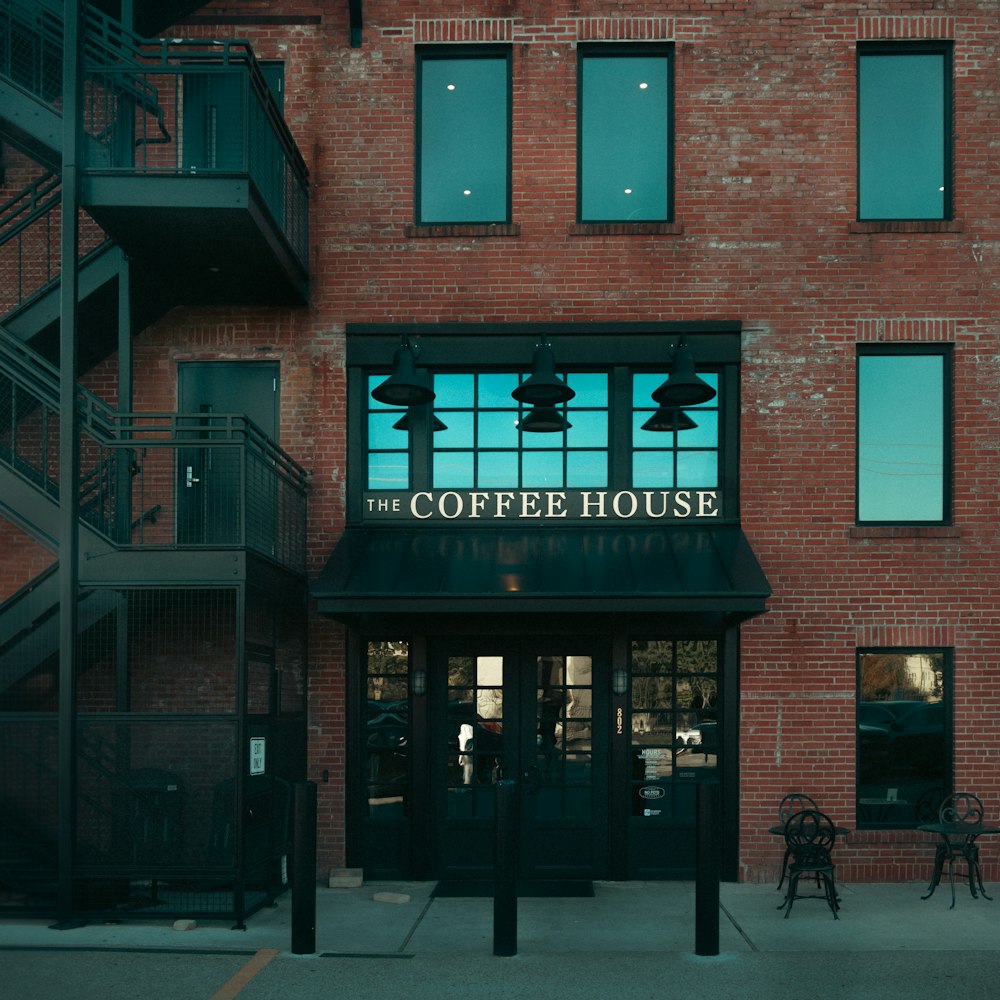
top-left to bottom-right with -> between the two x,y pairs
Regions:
632,373 -> 719,489
417,52 -> 510,224
858,47 -> 949,220
431,371 -> 609,489
579,48 -> 671,222
367,375 -> 408,489
857,351 -> 947,523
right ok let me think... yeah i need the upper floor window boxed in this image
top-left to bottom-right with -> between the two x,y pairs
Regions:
416,47 -> 511,225
578,45 -> 673,223
857,43 -> 952,221
856,345 -> 951,524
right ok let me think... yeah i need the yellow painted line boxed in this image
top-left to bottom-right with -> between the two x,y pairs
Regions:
209,948 -> 280,1000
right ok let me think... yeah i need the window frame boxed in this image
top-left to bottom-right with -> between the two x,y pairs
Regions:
576,42 -> 675,225
414,45 -> 513,226
856,41 -> 954,223
856,647 -> 952,830
855,343 -> 952,526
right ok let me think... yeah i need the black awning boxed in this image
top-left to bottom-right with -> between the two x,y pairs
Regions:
312,525 -> 770,619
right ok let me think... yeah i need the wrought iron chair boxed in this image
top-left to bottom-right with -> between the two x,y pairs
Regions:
922,792 -> 991,908
776,793 -> 819,889
779,809 -> 839,919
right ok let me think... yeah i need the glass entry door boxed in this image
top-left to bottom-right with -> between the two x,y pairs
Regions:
434,640 -> 609,881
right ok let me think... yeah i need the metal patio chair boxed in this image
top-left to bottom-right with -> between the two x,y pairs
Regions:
779,809 -> 839,919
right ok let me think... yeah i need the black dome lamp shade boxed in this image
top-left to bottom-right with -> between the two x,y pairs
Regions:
517,405 -> 572,433
651,336 -> 716,408
371,336 -> 435,407
641,407 -> 698,432
511,339 -> 576,407
393,412 -> 448,432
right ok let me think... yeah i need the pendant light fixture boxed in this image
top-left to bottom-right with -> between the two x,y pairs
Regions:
371,335 -> 435,406
392,412 -> 447,432
511,338 -> 576,407
640,407 -> 698,432
651,336 -> 716,408
517,405 -> 572,434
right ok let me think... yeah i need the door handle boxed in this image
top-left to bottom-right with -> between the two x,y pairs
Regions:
185,466 -> 200,487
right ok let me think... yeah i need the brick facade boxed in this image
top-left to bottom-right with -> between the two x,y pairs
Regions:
2,0 -> 997,883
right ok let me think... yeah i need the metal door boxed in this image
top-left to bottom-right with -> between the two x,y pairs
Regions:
433,639 -> 609,881
177,362 -> 278,546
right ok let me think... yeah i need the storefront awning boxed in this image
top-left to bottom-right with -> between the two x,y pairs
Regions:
312,525 -> 770,619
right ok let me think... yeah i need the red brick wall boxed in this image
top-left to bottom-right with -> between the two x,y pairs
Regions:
159,1 -> 997,883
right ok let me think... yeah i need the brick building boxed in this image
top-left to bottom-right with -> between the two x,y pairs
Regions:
0,0 -> 997,919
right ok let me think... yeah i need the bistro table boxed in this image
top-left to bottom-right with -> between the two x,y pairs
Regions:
918,822 -> 1000,908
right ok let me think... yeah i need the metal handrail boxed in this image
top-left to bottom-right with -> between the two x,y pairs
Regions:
1,331 -> 309,570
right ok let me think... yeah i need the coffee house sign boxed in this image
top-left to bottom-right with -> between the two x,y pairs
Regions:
365,489 -> 721,522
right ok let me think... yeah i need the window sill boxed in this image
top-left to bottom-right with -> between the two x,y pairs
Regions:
569,222 -> 684,237
405,223 -> 521,238
849,219 -> 964,234
850,525 -> 960,539
849,827 -> 934,845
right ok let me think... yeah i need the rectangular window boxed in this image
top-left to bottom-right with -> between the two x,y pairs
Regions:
632,373 -> 719,489
416,48 -> 511,225
857,43 -> 952,221
856,346 -> 950,524
857,650 -> 949,828
578,45 -> 672,223
432,372 -> 609,490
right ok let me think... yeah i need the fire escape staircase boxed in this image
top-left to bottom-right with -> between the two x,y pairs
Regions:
0,0 -> 310,705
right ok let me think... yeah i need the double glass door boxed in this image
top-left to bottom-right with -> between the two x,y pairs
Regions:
434,639 -> 609,881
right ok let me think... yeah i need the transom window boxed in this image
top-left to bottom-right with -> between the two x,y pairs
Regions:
578,44 -> 673,223
416,47 -> 511,225
366,367 -> 720,493
857,43 -> 952,221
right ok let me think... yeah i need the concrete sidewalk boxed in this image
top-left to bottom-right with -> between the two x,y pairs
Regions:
1,880 -> 997,953
1,881 -> 999,999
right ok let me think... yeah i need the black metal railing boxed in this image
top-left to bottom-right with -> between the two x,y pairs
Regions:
0,172 -> 113,321
0,329 -> 308,573
1,0 -> 309,277
83,39 -> 309,272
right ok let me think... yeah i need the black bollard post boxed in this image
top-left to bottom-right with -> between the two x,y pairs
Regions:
291,780 -> 317,955
695,781 -> 720,956
494,779 -> 518,956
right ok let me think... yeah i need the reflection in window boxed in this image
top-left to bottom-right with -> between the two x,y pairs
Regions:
447,655 -> 504,819
534,655 -> 593,820
366,364 -> 724,494
858,45 -> 949,221
629,639 -> 718,818
857,349 -> 948,523
857,650 -> 948,827
579,46 -> 672,222
432,372 -> 609,489
366,641 -> 410,819
632,373 -> 719,488
417,51 -> 510,224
